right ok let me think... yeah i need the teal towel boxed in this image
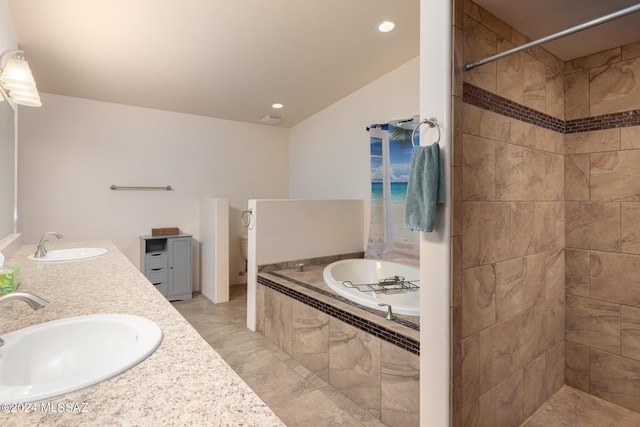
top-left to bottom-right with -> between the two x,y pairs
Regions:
403,143 -> 445,232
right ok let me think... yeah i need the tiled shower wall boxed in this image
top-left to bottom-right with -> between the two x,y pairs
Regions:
451,1 -> 566,426
564,46 -> 640,412
452,0 -> 640,425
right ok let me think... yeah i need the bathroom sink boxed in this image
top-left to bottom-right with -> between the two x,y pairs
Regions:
27,247 -> 109,262
0,314 -> 163,403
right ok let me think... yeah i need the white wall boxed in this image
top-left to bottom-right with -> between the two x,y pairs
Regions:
0,0 -> 16,50
288,57 -> 419,201
420,0 -> 451,426
18,94 -> 289,287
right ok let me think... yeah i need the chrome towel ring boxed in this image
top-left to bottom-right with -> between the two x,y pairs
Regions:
411,117 -> 440,147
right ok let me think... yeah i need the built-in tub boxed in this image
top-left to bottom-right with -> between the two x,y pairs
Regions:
322,259 -> 420,316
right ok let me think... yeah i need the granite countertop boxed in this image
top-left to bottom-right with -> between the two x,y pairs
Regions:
0,239 -> 284,427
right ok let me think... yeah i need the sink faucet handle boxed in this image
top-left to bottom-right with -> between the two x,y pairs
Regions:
378,303 -> 394,320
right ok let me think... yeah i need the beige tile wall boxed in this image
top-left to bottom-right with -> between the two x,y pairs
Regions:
256,283 -> 420,427
452,1 -> 566,426
564,40 -> 640,410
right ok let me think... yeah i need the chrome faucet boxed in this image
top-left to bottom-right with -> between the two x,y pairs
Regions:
0,292 -> 49,347
378,303 -> 395,320
34,231 -> 64,258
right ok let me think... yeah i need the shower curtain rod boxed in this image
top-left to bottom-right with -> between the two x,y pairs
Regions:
465,3 -> 640,71
366,117 -> 414,131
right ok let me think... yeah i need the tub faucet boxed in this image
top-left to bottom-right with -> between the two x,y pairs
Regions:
0,292 -> 49,347
378,303 -> 395,320
34,231 -> 64,258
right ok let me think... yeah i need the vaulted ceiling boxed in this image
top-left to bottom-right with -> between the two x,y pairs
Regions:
8,0 -> 640,128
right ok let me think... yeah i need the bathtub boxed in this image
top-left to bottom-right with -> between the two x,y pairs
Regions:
322,259 -> 420,316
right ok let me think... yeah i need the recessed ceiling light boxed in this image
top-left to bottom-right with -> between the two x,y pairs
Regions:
378,21 -> 395,33
272,103 -> 284,109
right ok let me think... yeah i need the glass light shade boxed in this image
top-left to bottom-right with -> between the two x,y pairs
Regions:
0,56 -> 36,87
8,87 -> 41,107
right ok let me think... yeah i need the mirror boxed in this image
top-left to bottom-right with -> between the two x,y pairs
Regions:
0,93 -> 16,240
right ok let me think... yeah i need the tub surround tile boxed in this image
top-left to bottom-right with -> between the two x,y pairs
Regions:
329,318 -> 382,419
259,269 -> 419,344
264,285 -> 293,355
380,341 -> 420,427
292,301 -> 330,382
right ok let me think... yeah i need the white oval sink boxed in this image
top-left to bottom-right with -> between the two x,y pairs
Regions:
27,247 -> 109,262
0,314 -> 163,403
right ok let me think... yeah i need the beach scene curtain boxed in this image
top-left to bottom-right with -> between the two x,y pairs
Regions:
366,116 -> 420,265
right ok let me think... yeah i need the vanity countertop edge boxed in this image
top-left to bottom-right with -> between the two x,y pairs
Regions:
0,239 -> 283,427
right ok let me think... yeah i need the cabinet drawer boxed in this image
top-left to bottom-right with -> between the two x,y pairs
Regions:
145,252 -> 168,268
152,282 -> 168,297
145,267 -> 168,283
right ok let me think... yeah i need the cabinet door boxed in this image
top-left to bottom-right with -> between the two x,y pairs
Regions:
169,237 -> 192,296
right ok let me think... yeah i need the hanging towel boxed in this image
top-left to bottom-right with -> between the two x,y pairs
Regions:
403,142 -> 445,232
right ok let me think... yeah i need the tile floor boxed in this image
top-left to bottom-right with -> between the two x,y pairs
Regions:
173,286 -> 640,427
172,286 -> 386,427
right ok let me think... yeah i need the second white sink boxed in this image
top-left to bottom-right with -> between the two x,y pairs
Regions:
0,314 -> 163,403
27,247 -> 109,262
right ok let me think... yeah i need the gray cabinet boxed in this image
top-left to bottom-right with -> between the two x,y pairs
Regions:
140,233 -> 192,301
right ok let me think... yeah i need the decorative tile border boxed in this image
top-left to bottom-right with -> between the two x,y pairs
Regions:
258,273 -> 420,355
463,82 -> 640,134
463,82 -> 564,133
565,109 -> 640,133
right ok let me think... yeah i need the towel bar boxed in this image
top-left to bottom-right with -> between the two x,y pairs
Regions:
110,185 -> 173,191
